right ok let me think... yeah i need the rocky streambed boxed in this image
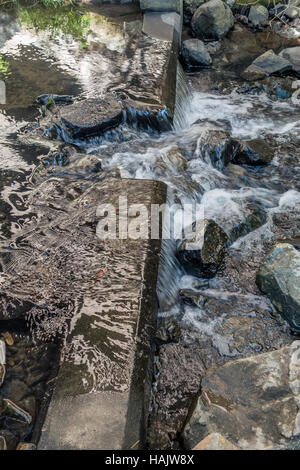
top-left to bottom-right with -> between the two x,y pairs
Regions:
0,0 -> 300,451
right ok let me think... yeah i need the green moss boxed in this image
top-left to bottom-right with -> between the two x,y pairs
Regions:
0,55 -> 11,79
16,4 -> 91,41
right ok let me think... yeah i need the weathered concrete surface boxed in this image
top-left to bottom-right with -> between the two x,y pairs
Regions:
38,178 -> 166,450
183,341 -> 300,450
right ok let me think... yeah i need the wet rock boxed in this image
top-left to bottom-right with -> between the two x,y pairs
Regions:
279,46 -> 300,73
183,0 -> 206,24
233,138 -> 275,166
257,243 -> 300,333
54,97 -> 124,140
182,39 -> 212,66
285,6 -> 300,20
150,288 -> 291,448
37,94 -> 73,107
177,219 -> 228,278
16,442 -> 36,450
248,5 -> 269,26
191,0 -> 234,40
155,318 -> 181,345
166,148 -> 188,173
183,341 -> 300,450
193,433 -> 238,450
180,288 -> 290,357
196,130 -> 240,170
243,50 -> 293,80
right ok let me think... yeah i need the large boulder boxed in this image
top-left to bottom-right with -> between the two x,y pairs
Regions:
177,219 -> 228,277
243,50 -> 293,80
257,243 -> 300,333
279,46 -> 300,73
248,5 -> 269,26
182,39 -> 212,66
191,0 -> 234,40
183,341 -> 300,450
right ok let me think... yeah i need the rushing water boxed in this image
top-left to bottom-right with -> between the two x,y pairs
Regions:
0,2 -> 300,449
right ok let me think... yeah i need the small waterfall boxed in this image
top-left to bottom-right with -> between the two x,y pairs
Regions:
173,61 -> 192,131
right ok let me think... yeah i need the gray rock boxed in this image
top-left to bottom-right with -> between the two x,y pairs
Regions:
279,46 -> 300,73
257,243 -> 300,333
182,39 -> 212,66
192,0 -> 234,40
196,130 -> 240,170
233,138 -> 275,166
243,50 -> 293,80
183,341 -> 300,450
177,219 -> 228,277
248,5 -> 269,26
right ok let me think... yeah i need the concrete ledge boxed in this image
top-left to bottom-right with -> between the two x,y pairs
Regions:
38,178 -> 167,450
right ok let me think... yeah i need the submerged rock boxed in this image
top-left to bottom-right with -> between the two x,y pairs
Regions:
248,5 -> 269,26
193,433 -> 238,450
196,130 -> 240,170
243,50 -> 293,80
191,0 -> 234,40
177,219 -> 228,278
257,243 -> 300,333
54,97 -> 124,140
279,46 -> 300,73
183,341 -> 300,450
182,39 -> 212,66
233,138 -> 275,166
